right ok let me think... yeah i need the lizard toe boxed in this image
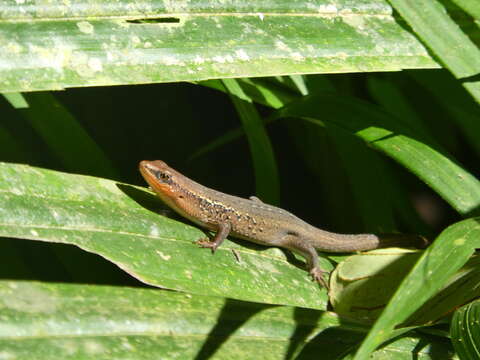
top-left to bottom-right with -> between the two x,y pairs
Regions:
310,267 -> 329,289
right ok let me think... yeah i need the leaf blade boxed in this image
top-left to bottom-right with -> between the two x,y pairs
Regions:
0,1 -> 440,92
277,94 -> 480,216
0,280 -> 456,360
387,0 -> 480,102
222,79 -> 280,204
354,217 -> 480,359
0,162 -> 326,309
451,300 -> 480,359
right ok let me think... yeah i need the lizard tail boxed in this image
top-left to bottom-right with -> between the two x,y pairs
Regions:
312,230 -> 429,253
374,233 -> 429,250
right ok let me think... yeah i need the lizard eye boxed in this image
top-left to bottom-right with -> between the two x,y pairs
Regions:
154,171 -> 172,183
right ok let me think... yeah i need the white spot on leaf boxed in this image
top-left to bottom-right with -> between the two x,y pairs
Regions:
131,36 -> 141,45
0,351 -> 15,360
318,4 -> 338,13
77,21 -> 94,34
343,16 -> 366,29
193,55 -> 205,64
6,42 -> 22,53
88,58 -> 103,72
84,341 -> 105,355
150,226 -> 159,237
156,250 -> 171,261
10,188 -> 22,195
2,283 -> 57,313
274,40 -> 290,51
235,49 -> 250,61
161,56 -> 184,66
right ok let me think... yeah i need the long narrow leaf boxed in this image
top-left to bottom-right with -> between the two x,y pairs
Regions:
20,93 -> 119,179
2,93 -> 28,109
222,79 -> 280,204
0,162 -> 327,309
0,280 -> 457,359
367,75 -> 440,148
388,0 -> 480,102
0,0 -> 441,92
409,70 -> 480,157
450,0 -> 480,19
451,300 -> 480,359
354,217 -> 480,359
277,95 -> 480,217
326,127 -> 396,232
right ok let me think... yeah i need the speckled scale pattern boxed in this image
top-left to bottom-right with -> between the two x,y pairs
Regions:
154,170 -> 305,246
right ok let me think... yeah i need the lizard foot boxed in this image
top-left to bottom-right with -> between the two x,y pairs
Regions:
310,267 -> 329,290
195,238 -> 218,253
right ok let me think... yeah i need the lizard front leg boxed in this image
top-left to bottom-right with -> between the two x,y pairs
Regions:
196,222 -> 232,253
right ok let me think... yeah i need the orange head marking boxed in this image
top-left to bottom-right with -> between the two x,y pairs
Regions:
139,160 -> 177,198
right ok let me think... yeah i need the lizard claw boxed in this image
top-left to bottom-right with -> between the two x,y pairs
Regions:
195,238 -> 218,253
310,267 -> 329,290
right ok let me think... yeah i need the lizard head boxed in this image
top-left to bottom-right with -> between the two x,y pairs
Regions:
139,160 -> 193,210
139,160 -> 205,221
139,160 -> 176,193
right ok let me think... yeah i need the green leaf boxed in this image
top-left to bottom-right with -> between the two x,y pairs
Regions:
288,75 -> 309,96
330,249 -> 422,322
408,255 -> 480,326
222,79 -> 280,205
282,117 -> 363,231
450,0 -> 480,19
451,299 -> 480,359
198,78 -> 300,109
0,281 -> 350,359
0,162 -> 327,309
19,92 -> 120,179
387,0 -> 480,103
277,94 -> 480,217
239,78 -> 302,108
331,249 -> 480,325
2,92 -> 29,108
188,125 -> 247,162
409,70 -> 480,158
354,217 -> 480,359
0,0 -> 441,92
0,280 -> 456,359
190,76 -> 302,162
325,126 -> 397,232
367,75 -> 441,148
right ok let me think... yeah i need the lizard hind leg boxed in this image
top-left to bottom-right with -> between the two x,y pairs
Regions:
279,234 -> 330,289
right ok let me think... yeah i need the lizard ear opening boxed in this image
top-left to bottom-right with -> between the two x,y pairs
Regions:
286,230 -> 299,236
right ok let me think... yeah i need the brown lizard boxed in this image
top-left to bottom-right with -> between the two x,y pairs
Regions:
139,160 -> 428,288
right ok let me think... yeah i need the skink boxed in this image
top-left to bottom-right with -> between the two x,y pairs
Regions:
139,160 -> 427,288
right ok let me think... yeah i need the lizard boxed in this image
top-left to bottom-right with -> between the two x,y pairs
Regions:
139,160 -> 428,288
